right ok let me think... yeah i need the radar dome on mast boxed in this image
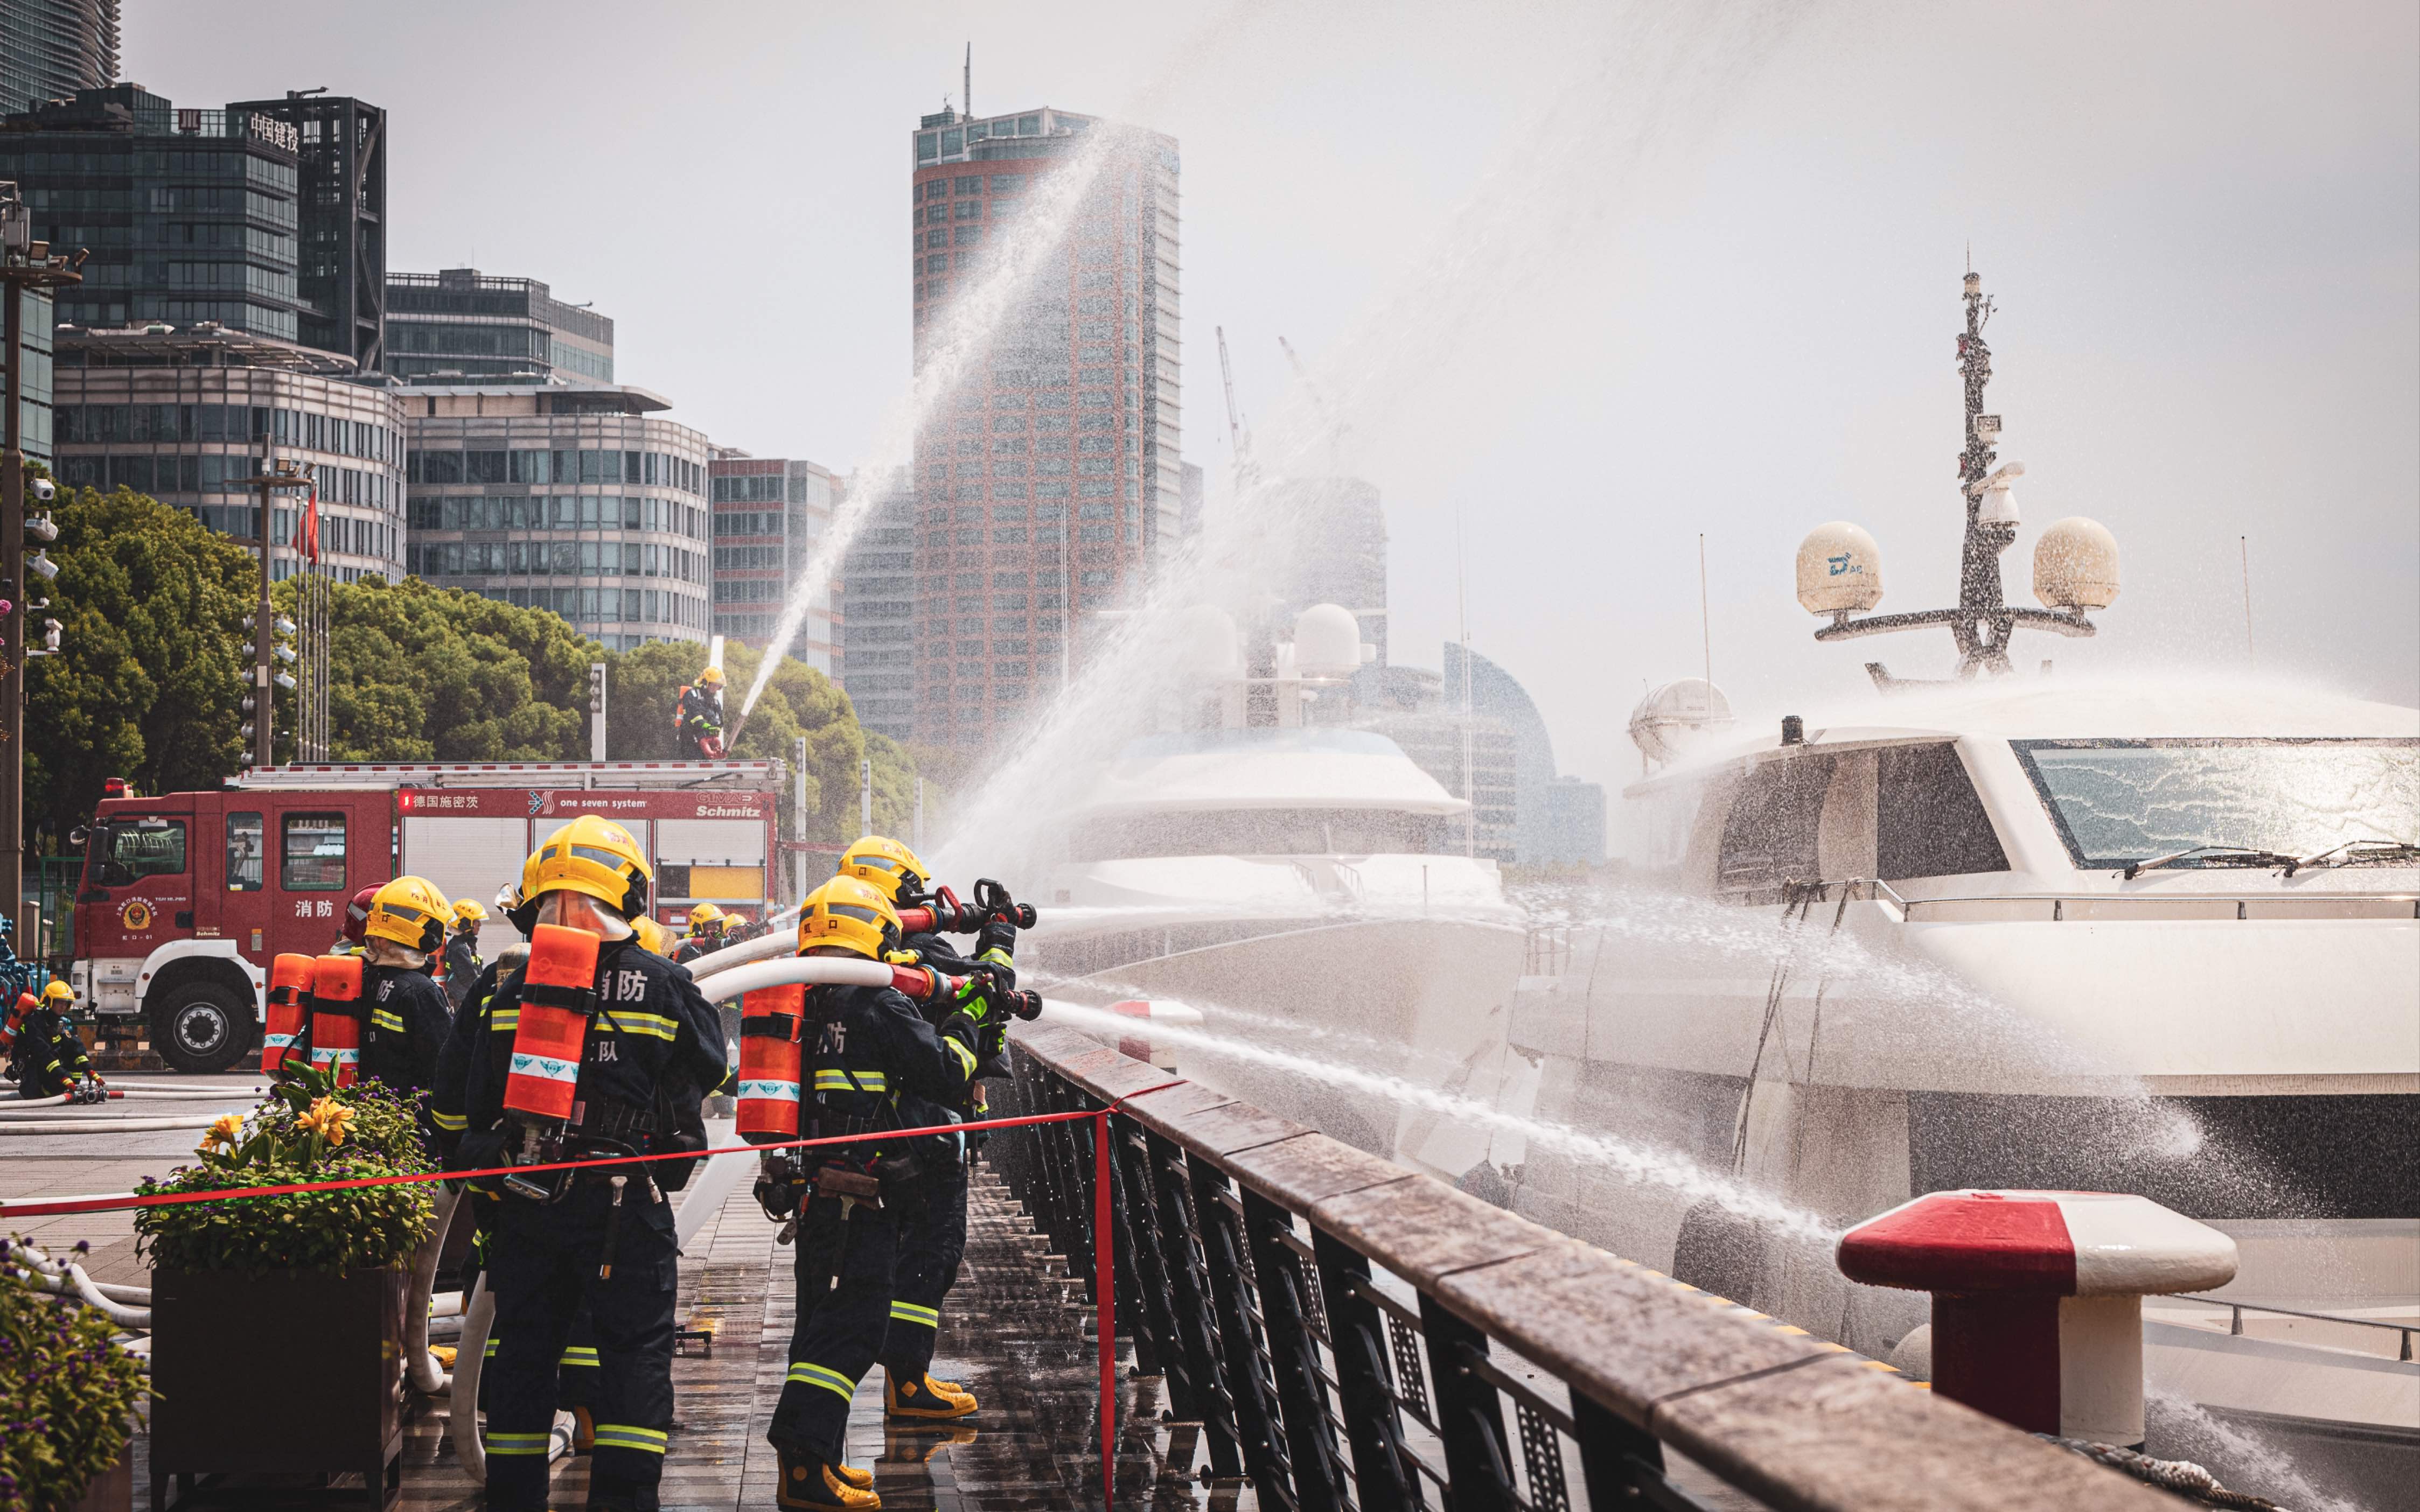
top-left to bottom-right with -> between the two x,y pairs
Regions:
2033,517 -> 2121,610
1291,603 -> 1362,680
1176,604 -> 1241,680
1628,678 -> 1734,769
1795,522 -> 1885,614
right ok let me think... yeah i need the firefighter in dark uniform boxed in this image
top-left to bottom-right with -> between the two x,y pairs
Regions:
763,876 -> 983,1510
359,876 -> 458,1098
10,979 -> 95,1098
445,897 -> 489,1007
671,665 -> 726,758
671,904 -> 726,966
459,816 -> 726,1512
832,836 -> 1017,1422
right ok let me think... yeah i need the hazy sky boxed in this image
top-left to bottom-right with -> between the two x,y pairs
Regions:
125,1 -> 2419,799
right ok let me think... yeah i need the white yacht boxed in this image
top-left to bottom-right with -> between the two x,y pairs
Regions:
1483,274 -> 2417,1496
1022,608 -> 1529,1164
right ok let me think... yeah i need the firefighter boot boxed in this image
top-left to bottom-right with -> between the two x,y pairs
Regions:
885,1370 -> 978,1420
776,1450 -> 880,1509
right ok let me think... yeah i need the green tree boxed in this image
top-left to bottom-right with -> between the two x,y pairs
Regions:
26,486 -> 257,848
277,577 -> 599,761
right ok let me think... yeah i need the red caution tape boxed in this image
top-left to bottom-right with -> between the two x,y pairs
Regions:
0,1107 -> 1100,1219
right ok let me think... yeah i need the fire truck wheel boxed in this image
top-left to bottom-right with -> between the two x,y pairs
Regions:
151,983 -> 252,1074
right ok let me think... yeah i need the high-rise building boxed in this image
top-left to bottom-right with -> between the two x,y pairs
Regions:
0,85 -> 310,341
400,385 -> 712,649
839,471 -> 918,743
906,102 -> 1181,751
229,93 -> 385,370
708,448 -> 839,675
50,323 -> 407,582
385,268 -> 612,387
0,0 -> 116,116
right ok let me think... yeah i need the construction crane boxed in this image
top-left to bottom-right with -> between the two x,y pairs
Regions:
1278,334 -> 1348,473
1216,325 -> 1256,487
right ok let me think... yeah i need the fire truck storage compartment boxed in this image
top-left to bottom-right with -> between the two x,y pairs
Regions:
656,818 -> 766,903
398,815 -> 530,915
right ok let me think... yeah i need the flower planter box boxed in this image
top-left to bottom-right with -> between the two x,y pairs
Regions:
71,1453 -> 132,1512
148,1268 -> 405,1510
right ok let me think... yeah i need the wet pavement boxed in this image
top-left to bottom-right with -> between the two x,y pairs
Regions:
4,1090 -> 1257,1511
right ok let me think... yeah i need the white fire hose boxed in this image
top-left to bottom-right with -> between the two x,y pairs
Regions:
680,927 -> 805,983
686,953 -> 895,1001
403,1182 -> 461,1396
449,1273 -> 495,1481
4,1238 -> 151,1328
0,1115 -> 237,1135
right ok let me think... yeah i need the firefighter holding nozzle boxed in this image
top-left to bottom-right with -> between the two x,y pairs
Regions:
758,877 -> 988,1510
8,979 -> 99,1100
834,836 -> 1034,1425
457,816 -> 725,1512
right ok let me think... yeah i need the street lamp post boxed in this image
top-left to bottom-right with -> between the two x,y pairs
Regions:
236,463 -> 311,769
1,183 -> 81,941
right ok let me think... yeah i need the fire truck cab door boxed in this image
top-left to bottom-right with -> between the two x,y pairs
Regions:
80,810 -> 195,958
217,802 -> 272,964
269,804 -> 361,954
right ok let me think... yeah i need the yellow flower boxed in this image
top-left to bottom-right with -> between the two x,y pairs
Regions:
299,1096 -> 355,1147
196,1112 -> 244,1156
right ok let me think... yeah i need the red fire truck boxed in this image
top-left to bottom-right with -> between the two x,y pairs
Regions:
68,761 -> 787,1072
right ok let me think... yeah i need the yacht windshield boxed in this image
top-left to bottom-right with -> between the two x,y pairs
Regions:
2012,739 -> 2420,869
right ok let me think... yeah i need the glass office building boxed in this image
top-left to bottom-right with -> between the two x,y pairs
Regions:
0,85 -> 310,342
386,268 -> 613,386
708,450 -> 838,674
0,0 -> 116,116
50,323 -> 406,583
230,93 -> 385,371
402,385 -> 712,650
905,103 -> 1182,751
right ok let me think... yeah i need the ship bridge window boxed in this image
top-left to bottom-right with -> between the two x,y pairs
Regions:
1071,808 -> 1448,862
1878,743 -> 2008,880
2013,738 -> 2420,870
1717,755 -> 1831,891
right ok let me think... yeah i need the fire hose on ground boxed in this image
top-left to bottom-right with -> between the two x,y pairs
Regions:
4,1237 -> 152,1328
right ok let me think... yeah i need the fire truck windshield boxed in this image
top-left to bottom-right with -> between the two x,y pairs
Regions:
88,819 -> 188,888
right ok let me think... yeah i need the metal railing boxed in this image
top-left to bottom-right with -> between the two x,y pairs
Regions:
991,1020 -> 2178,1511
2163,1292 -> 2417,1362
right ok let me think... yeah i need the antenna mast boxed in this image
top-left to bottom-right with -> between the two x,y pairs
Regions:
1810,269 -> 2103,683
963,43 -> 971,120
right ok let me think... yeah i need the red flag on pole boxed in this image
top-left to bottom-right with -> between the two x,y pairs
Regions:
299,481 -> 320,563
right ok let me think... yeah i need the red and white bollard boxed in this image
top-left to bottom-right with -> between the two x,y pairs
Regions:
1837,1189 -> 2236,1446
